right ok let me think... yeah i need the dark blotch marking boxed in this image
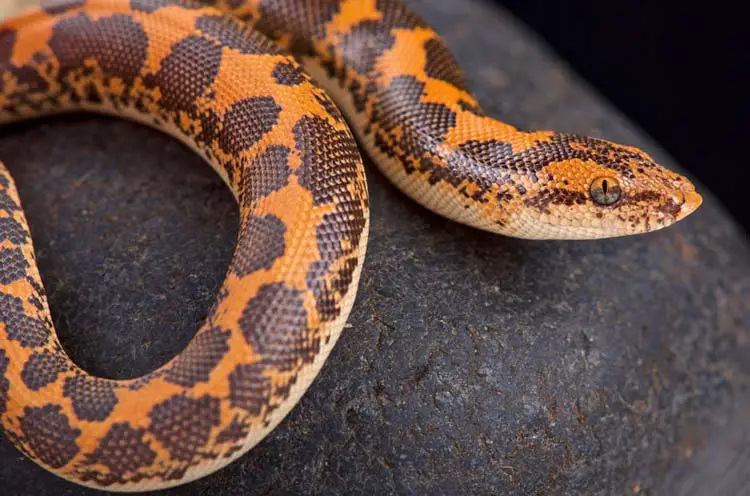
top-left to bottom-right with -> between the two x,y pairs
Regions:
458,139 -> 514,165
233,214 -> 286,277
339,20 -> 396,75
0,29 -> 16,66
0,217 -> 29,245
216,416 -> 250,444
10,65 -> 49,94
0,190 -> 18,214
272,61 -> 306,86
83,422 -> 156,480
292,115 -> 366,322
21,351 -> 69,391
148,394 -> 221,462
62,375 -> 119,422
314,92 -> 344,123
524,188 -> 587,213
0,292 -> 49,348
621,191 -> 662,206
239,283 -> 314,369
228,362 -> 272,415
372,75 -> 456,139
293,115 -> 362,205
164,326 -> 231,387
375,0 -> 426,29
145,35 -> 221,112
41,0 -> 85,15
48,13 -> 148,85
129,0 -> 208,12
511,133 -> 649,178
458,99 -> 484,117
255,0 -> 342,55
197,107 -> 221,146
0,247 -> 28,284
195,15 -> 280,55
336,0 -> 424,74
217,96 -> 282,155
369,76 -> 457,181
423,38 -> 469,92
20,404 -> 81,469
241,145 -> 292,205
127,373 -> 159,392
216,417 -> 250,457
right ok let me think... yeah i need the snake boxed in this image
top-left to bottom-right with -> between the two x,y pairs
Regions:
0,0 -> 702,491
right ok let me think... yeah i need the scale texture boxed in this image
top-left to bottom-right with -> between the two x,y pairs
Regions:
0,0 -> 748,492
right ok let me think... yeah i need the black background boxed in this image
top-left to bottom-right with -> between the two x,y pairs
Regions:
496,0 -> 747,234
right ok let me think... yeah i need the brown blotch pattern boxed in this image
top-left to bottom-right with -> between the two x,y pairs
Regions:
524,188 -> 588,213
0,189 -> 18,212
314,92 -> 344,123
228,362 -> 272,415
164,326 -> 231,387
293,115 -> 366,322
375,0 -> 426,29
232,214 -> 286,277
41,0 -> 86,15
241,144 -> 292,205
423,38 -> 469,92
272,61 -> 306,86
147,394 -> 221,462
255,0 -> 342,55
20,404 -> 81,469
216,417 -> 250,445
195,14 -> 280,55
0,29 -> 15,66
21,351 -> 69,391
293,115 -> 362,205
145,35 -> 222,112
0,217 -> 28,245
0,247 -> 29,285
48,13 -> 149,85
373,75 -> 456,139
62,375 -> 119,422
0,293 -> 50,348
129,0 -> 207,13
457,99 -> 484,116
217,96 -> 282,155
239,283 -> 313,369
339,20 -> 397,75
82,422 -> 156,481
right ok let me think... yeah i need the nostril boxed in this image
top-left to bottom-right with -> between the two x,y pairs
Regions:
671,189 -> 685,205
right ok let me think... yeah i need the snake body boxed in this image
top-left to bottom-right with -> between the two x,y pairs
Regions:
0,0 -> 701,490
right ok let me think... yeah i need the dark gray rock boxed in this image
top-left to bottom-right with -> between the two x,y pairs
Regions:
1,0 -> 748,494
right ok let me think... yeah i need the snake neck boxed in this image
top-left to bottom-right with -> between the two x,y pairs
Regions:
228,0 -> 701,239
222,0 -> 533,233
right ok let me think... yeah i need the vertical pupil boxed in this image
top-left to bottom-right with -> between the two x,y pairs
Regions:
602,179 -> 608,194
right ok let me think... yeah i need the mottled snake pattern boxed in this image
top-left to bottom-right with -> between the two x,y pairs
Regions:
0,0 -> 701,490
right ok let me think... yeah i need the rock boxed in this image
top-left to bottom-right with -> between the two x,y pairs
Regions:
1,0 -> 748,494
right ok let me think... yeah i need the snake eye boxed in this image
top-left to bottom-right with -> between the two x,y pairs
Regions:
590,177 -> 621,205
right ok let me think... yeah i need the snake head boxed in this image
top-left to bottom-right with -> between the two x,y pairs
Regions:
515,133 -> 702,239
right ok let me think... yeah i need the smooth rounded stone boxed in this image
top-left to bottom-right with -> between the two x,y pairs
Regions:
1,0 -> 748,494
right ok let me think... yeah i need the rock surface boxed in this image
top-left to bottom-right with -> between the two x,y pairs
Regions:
1,0 -> 748,494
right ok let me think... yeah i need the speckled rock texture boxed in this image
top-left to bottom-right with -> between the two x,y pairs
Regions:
1,0 -> 748,494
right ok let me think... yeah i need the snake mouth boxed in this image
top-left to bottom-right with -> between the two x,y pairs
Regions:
676,183 -> 703,220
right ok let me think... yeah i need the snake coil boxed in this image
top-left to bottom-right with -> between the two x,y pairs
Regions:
0,0 -> 701,490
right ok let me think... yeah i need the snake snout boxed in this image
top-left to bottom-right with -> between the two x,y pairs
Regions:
676,182 -> 703,219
